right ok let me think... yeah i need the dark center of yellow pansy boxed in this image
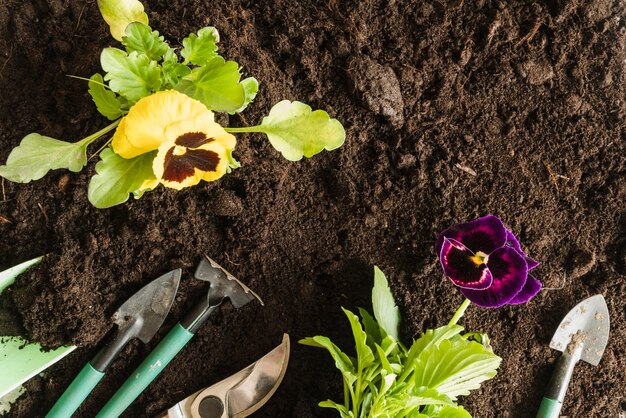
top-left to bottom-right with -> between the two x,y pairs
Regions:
161,132 -> 220,183
175,132 -> 214,148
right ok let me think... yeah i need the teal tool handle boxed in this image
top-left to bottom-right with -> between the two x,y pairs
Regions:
536,397 -> 561,418
46,363 -> 105,418
536,347 -> 580,418
96,323 -> 194,418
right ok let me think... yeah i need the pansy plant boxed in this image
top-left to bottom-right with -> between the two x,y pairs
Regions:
0,0 -> 345,208
302,217 -> 541,417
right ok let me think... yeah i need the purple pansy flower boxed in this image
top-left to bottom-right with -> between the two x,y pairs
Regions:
435,215 -> 542,308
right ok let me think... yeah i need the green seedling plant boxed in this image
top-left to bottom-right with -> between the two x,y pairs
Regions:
300,267 -> 501,418
0,0 -> 345,208
0,257 -> 76,407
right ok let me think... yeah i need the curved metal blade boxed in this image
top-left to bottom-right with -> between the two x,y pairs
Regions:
228,334 -> 290,417
549,294 -> 610,366
113,269 -> 182,343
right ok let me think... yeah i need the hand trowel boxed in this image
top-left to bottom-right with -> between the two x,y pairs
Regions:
46,269 -> 181,418
536,294 -> 610,418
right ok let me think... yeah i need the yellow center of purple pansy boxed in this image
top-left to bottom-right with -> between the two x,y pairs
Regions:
111,90 -> 236,190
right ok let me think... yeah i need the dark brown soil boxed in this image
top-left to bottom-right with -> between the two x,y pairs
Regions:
1,0 -> 624,417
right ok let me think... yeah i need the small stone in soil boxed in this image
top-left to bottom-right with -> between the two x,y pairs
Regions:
347,55 -> 405,128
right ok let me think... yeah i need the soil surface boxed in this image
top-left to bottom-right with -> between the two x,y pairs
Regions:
0,0 -> 624,417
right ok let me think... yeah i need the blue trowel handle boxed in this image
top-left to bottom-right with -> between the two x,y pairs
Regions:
536,349 -> 580,418
46,363 -> 105,418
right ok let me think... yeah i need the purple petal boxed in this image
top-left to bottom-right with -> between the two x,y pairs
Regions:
505,229 -> 522,252
508,274 -> 542,305
461,246 -> 528,308
435,215 -> 507,256
505,228 -> 540,270
525,257 -> 541,270
440,237 -> 493,290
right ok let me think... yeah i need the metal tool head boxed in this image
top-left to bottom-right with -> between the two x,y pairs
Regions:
162,334 -> 290,418
194,256 -> 264,308
228,333 -> 290,417
113,269 -> 182,343
549,294 -> 610,366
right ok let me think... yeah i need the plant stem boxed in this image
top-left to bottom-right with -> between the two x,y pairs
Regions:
79,119 -> 120,147
448,298 -> 471,326
224,125 -> 263,134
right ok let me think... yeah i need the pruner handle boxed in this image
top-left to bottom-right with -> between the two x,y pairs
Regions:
536,347 -> 580,418
95,323 -> 194,418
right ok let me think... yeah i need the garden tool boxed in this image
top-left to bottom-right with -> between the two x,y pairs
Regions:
536,294 -> 610,418
96,256 -> 263,418
46,269 -> 182,418
157,333 -> 290,418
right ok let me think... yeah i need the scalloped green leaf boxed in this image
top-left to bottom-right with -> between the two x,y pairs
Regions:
0,134 -> 89,183
88,148 -> 156,208
258,100 -> 345,161
88,73 -> 125,120
181,26 -> 220,66
174,57 -> 244,112
97,0 -> 148,42
122,22 -> 168,61
101,48 -> 162,102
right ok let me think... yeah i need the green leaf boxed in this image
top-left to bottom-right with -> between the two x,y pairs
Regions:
97,0 -> 148,42
174,57 -> 244,112
412,338 -> 501,400
101,48 -> 162,102
0,337 -> 75,398
372,266 -> 401,341
318,400 -> 352,417
0,134 -> 89,183
181,26 -> 220,66
406,325 -> 465,368
0,257 -> 43,294
299,336 -> 355,378
232,77 -> 259,113
123,22 -> 168,61
343,307 -> 375,372
87,148 -> 156,209
358,307 -> 382,347
257,100 -> 346,161
88,73 -> 125,120
162,48 -> 191,88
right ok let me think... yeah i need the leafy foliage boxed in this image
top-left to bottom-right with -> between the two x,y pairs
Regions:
0,134 -> 91,182
97,0 -> 148,42
300,267 -> 501,418
252,100 -> 346,161
88,149 -> 156,208
181,27 -> 220,66
0,17 -> 345,208
174,57 -> 245,112
89,73 -> 126,120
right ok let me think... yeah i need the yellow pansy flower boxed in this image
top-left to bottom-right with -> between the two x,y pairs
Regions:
112,90 -> 236,190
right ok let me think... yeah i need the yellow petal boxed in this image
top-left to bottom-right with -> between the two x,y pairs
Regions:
112,90 -> 210,159
153,141 -> 228,190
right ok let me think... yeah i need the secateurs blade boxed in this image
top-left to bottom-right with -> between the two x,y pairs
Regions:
96,256 -> 263,418
46,269 -> 182,418
158,334 -> 290,418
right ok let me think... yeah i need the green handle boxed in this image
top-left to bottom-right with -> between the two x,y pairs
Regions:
96,323 -> 194,418
536,397 -> 561,418
46,363 -> 105,418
